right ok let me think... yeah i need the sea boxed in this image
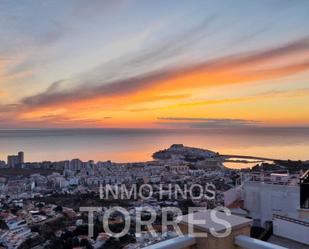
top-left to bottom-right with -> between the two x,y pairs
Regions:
0,128 -> 309,168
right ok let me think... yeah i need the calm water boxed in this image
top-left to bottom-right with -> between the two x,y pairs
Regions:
0,128 -> 309,163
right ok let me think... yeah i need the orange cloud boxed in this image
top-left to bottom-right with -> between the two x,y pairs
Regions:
20,37 -> 309,108
10,37 -> 309,127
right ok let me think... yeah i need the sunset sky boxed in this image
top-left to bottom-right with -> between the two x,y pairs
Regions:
1,0 -> 309,129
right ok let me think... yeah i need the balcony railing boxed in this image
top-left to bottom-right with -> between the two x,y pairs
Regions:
142,235 -> 196,249
273,214 -> 309,227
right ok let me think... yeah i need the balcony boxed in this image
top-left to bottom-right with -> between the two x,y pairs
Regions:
143,210 -> 289,249
272,214 -> 309,246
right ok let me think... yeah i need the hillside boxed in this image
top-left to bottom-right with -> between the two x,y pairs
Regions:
152,144 -> 219,162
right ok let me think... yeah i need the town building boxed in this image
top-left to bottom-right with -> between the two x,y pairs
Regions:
7,151 -> 24,168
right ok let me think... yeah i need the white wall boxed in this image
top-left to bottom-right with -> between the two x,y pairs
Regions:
224,186 -> 242,207
244,182 -> 299,227
273,218 -> 309,245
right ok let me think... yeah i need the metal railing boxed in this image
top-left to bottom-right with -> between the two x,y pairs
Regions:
273,214 -> 309,227
142,235 -> 196,249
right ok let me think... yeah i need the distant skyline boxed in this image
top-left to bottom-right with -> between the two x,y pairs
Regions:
1,0 -> 309,128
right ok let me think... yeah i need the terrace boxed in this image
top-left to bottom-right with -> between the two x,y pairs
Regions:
143,210 -> 288,249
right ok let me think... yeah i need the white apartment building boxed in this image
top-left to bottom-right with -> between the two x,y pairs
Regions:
243,179 -> 299,227
224,171 -> 309,247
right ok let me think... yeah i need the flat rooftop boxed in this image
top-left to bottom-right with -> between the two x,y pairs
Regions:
180,210 -> 252,233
